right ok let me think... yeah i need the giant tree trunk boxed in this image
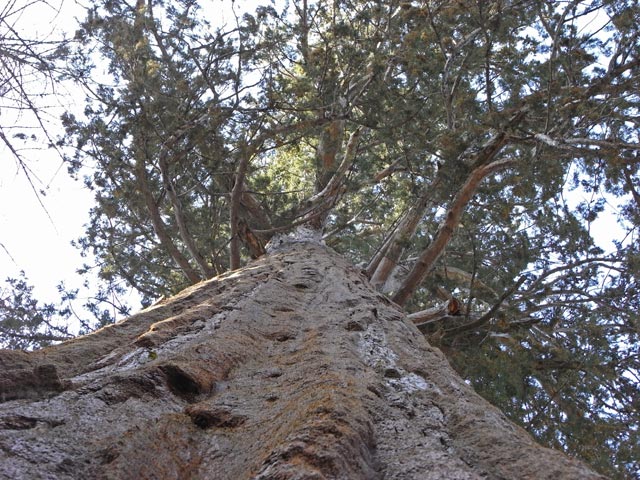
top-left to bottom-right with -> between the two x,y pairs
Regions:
0,241 -> 604,479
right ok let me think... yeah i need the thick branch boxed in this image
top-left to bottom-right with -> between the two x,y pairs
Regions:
372,157 -> 405,183
303,127 -> 363,228
315,119 -> 346,192
370,186 -> 435,290
134,155 -> 201,284
228,118 -> 333,262
374,106 -> 527,293
307,127 -> 363,206
393,157 -> 514,306
158,149 -> 215,278
230,146 -> 252,270
407,298 -> 462,326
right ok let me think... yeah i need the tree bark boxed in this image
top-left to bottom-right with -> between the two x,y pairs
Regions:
0,241 -> 604,479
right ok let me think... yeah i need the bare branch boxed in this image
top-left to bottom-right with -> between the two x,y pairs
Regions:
533,134 -> 640,152
408,298 -> 461,326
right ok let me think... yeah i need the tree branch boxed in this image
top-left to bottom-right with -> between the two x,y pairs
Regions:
407,298 -> 461,326
158,146 -> 215,278
370,186 -> 435,290
393,157 -> 515,305
302,126 -> 363,228
134,152 -> 201,284
443,275 -> 527,337
306,127 -> 363,206
533,133 -> 640,152
230,145 -> 252,270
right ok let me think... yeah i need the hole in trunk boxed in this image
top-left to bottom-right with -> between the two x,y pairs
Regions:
160,365 -> 202,401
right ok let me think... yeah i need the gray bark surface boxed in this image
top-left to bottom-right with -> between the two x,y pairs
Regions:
0,242 -> 604,479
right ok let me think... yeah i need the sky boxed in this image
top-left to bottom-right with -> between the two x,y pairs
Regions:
0,0 -> 95,308
0,144 -> 93,297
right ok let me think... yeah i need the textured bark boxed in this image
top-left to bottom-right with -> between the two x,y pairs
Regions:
0,241 -> 604,479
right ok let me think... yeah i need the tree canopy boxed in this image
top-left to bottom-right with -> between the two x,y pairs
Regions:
2,0 -> 639,477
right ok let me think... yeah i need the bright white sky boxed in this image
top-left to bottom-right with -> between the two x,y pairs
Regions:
0,0 -> 94,307
0,145 -> 93,299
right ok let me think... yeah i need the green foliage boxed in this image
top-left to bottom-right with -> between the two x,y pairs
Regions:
0,272 -> 115,350
0,273 -> 70,350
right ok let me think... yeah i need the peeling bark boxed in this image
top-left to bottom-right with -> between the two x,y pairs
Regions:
0,242 -> 604,479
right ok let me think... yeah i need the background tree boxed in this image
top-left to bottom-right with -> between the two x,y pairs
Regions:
0,273 -> 74,349
0,0 -> 66,214
1,0 -> 638,477
0,0 -> 122,347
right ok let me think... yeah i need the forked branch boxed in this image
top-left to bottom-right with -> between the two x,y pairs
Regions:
393,157 -> 515,305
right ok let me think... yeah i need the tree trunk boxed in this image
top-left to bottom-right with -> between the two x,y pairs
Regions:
0,241 -> 604,479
